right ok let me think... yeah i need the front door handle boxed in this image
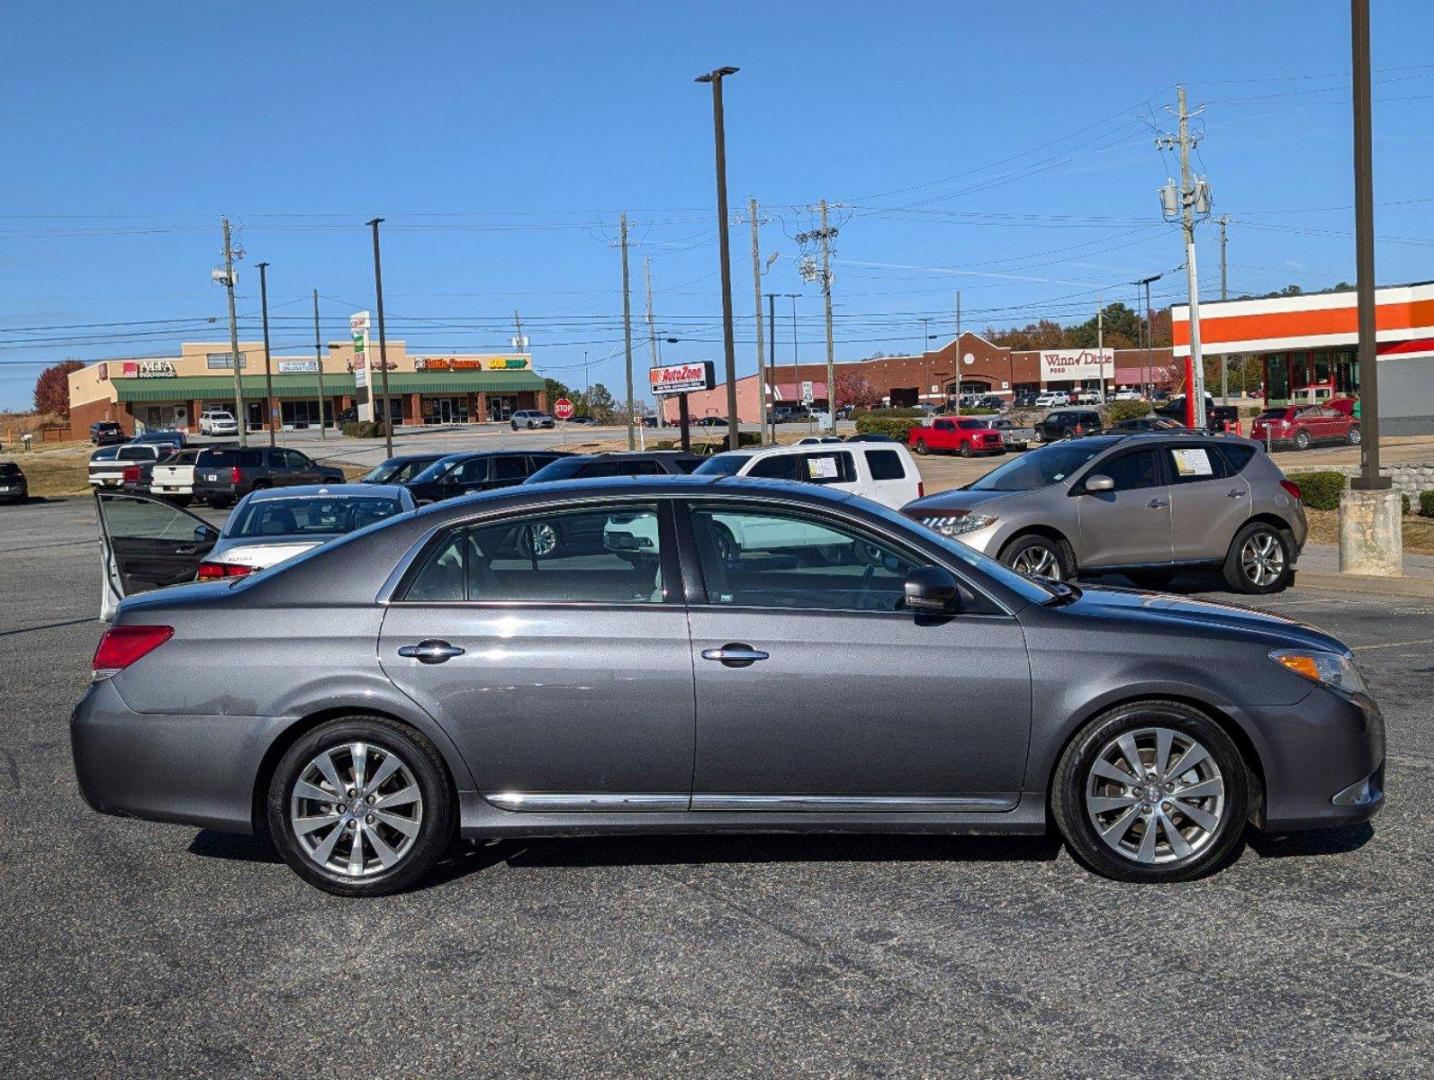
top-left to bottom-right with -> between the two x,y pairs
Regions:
1227,489 -> 1247,498
397,640 -> 466,664
701,643 -> 769,667
1147,498 -> 1169,509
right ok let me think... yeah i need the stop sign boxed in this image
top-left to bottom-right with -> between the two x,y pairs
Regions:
553,397 -> 574,421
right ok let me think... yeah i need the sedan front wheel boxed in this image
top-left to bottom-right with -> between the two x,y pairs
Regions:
268,716 -> 455,896
1052,701 -> 1247,882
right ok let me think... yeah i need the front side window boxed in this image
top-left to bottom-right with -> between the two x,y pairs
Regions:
284,450 -> 310,469
693,453 -> 747,477
453,458 -> 490,483
1098,449 -> 1165,491
410,456 -> 463,485
688,505 -> 919,612
402,504 -> 665,604
748,454 -> 799,481
969,437 -> 1121,492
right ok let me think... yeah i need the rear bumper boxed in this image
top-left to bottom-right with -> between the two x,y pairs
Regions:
70,677 -> 287,834
1247,688 -> 1386,832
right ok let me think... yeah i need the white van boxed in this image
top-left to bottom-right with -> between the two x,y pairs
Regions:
691,442 -> 923,509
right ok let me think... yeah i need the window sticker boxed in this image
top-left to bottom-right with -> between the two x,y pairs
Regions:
1171,448 -> 1214,477
807,455 -> 839,479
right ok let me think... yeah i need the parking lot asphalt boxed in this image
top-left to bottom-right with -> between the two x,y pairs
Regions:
2,497 -> 1431,1078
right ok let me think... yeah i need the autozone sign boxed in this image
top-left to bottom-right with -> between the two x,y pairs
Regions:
1038,349 -> 1112,382
649,361 -> 715,396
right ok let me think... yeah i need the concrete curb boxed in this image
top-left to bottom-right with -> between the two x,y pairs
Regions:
1294,570 -> 1434,599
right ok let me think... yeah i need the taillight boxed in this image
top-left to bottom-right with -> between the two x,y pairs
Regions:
1280,479 -> 1302,501
231,465 -> 242,484
122,465 -> 140,484
93,625 -> 172,679
197,561 -> 253,580
917,481 -> 925,498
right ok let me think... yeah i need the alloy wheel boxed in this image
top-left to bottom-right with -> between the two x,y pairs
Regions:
289,742 -> 423,878
1240,531 -> 1286,587
1010,544 -> 1062,580
1084,726 -> 1226,865
522,522 -> 559,558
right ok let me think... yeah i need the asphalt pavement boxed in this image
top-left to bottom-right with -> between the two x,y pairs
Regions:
1,497 -> 1431,1078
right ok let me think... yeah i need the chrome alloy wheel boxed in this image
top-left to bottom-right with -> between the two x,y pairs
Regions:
1240,531 -> 1286,587
289,742 -> 423,878
1010,544 -> 1062,580
1084,727 -> 1226,865
522,522 -> 559,558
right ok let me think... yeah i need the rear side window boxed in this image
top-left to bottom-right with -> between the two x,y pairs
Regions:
492,456 -> 529,481
800,452 -> 855,485
865,449 -> 906,481
672,457 -> 704,474
1166,446 -> 1227,484
1214,444 -> 1256,475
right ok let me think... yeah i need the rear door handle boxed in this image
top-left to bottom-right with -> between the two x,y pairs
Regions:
1147,498 -> 1169,509
701,643 -> 769,667
397,640 -> 466,664
1227,489 -> 1247,498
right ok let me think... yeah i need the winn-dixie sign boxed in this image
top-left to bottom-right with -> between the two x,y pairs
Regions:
1038,349 -> 1112,383
649,361 -> 715,396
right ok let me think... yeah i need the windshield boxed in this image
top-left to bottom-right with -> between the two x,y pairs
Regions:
226,496 -> 405,538
967,437 -> 1121,492
693,453 -> 747,476
409,455 -> 465,485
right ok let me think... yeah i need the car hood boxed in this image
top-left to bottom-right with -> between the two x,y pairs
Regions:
209,538 -> 326,568
904,487 -> 1033,516
1057,584 -> 1350,653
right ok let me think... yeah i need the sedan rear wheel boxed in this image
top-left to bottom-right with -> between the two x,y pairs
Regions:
1052,702 -> 1247,882
268,716 -> 455,896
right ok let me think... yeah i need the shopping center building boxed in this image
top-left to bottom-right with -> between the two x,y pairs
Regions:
66,338 -> 547,439
1173,280 -> 1434,434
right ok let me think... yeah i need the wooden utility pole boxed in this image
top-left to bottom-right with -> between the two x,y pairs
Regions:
367,217 -> 394,459
220,218 -> 246,445
256,262 -> 275,446
748,197 -> 768,440
312,289 -> 326,439
819,199 -> 835,425
1218,213 -> 1230,404
621,213 -> 635,450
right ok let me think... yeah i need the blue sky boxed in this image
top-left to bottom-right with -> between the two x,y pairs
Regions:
2,0 -> 1432,410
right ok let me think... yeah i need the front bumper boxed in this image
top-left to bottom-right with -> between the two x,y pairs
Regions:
1246,687 -> 1385,831
70,677 -> 288,834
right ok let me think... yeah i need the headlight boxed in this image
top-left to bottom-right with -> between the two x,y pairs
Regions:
1270,649 -> 1368,695
923,512 -> 997,537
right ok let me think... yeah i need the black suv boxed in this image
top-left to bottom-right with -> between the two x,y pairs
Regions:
1034,408 -> 1104,442
404,450 -> 569,504
524,451 -> 704,483
0,461 -> 27,504
90,421 -> 125,445
192,447 -> 344,508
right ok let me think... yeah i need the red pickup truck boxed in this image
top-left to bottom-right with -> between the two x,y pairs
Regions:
908,416 -> 1006,458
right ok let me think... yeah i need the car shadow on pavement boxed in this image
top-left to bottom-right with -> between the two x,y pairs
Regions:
188,830 -> 283,864
1245,822 -> 1374,859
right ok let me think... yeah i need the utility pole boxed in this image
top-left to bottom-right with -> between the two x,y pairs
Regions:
367,217 -> 394,459
765,292 -> 779,441
1218,213 -> 1230,404
921,318 -> 931,354
644,257 -> 658,368
312,289 -> 326,439
1134,273 -> 1161,396
1097,297 -> 1107,404
748,197 -> 769,441
956,290 -> 962,338
789,294 -> 800,394
256,262 -> 275,446
1350,0 -> 1388,492
620,212 -> 635,450
696,65 -> 741,445
1158,85 -> 1211,428
796,201 -> 839,425
512,310 -> 525,354
220,218 -> 246,446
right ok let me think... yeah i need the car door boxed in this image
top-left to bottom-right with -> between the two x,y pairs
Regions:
1073,447 -> 1173,568
94,491 -> 219,619
1165,443 -> 1249,562
681,500 -> 1031,807
442,456 -> 493,498
283,448 -> 322,484
377,499 -> 695,807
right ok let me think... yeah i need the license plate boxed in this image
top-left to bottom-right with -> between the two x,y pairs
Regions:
205,473 -> 218,481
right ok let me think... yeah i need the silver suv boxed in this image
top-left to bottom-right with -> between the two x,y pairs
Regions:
902,433 -> 1306,593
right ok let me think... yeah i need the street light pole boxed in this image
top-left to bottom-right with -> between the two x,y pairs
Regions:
367,218 -> 395,459
696,65 -> 741,447
1349,0 -> 1387,492
256,262 -> 275,447
312,288 -> 327,439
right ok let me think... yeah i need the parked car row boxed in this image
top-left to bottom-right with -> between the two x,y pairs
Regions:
97,443 -> 344,507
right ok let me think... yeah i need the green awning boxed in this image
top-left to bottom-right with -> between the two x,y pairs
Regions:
111,369 -> 544,402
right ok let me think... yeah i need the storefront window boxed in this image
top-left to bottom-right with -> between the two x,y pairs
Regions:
1266,354 -> 1290,404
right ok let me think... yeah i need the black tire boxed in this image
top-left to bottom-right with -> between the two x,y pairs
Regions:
1348,425 -> 1361,446
267,715 -> 456,897
999,533 -> 1074,582
1294,429 -> 1310,451
1222,520 -> 1292,594
1051,700 -> 1248,883
913,439 -> 930,456
959,443 -> 973,458
510,421 -> 518,430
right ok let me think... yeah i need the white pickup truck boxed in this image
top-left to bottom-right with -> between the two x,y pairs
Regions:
87,444 -> 168,489
149,448 -> 205,504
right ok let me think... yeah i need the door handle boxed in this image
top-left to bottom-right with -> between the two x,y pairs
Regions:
701,643 -> 769,667
1227,489 -> 1247,498
1147,498 -> 1169,509
397,640 -> 466,664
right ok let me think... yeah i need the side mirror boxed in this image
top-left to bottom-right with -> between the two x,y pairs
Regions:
1083,474 -> 1115,493
904,565 -> 960,615
194,524 -> 218,544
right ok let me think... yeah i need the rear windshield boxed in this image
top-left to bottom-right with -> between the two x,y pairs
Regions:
227,496 -> 405,538
0,463 -> 21,478
197,448 -> 263,467
693,454 -> 747,477
1257,408 -> 1290,420
968,437 -> 1121,492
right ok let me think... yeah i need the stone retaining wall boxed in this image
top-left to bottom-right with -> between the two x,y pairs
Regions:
1332,463 -> 1434,494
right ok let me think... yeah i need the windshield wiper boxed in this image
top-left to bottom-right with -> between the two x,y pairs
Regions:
1042,580 -> 1082,606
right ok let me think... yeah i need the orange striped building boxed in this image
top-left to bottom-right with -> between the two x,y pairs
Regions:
1173,280 -> 1434,434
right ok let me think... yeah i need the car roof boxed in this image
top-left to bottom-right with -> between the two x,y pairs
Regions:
710,442 -> 895,461
555,451 -> 699,461
245,483 -> 409,502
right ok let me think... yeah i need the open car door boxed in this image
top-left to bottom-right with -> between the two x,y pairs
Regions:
95,490 -> 219,621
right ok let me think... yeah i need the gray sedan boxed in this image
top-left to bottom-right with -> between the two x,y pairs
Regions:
75,476 -> 1382,895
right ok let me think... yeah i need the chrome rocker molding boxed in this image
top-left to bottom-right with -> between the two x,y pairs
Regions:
487,792 -> 1017,813
487,792 -> 689,812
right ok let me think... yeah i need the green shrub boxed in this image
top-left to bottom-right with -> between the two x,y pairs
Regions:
855,414 -> 919,440
1285,471 -> 1347,511
1420,490 -> 1434,518
1104,400 -> 1152,424
340,420 -> 390,438
1402,493 -> 1411,515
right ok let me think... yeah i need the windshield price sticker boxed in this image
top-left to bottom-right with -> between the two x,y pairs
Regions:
1172,448 -> 1214,477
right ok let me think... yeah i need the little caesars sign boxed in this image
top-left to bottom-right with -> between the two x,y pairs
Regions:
1038,349 -> 1113,383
